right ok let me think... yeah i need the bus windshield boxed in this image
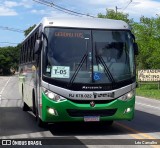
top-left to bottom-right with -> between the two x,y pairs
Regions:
43,28 -> 135,85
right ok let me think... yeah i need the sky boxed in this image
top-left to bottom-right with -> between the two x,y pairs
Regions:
1,0 -> 160,47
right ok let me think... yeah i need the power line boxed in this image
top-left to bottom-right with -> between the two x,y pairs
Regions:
33,0 -> 90,17
48,0 -> 95,17
33,0 -> 96,18
122,0 -> 132,11
33,0 -> 81,17
34,0 -> 82,17
0,26 -> 24,33
0,42 -> 19,45
116,0 -> 132,13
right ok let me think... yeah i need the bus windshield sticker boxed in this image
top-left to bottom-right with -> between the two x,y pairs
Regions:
46,66 -> 51,72
51,66 -> 70,78
54,32 -> 84,38
93,72 -> 101,81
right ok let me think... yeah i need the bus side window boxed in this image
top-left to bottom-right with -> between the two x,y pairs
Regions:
22,45 -> 24,63
31,36 -> 34,61
20,48 -> 22,64
28,38 -> 32,62
28,40 -> 30,62
25,41 -> 28,63
24,43 -> 26,63
32,34 -> 36,61
23,44 -> 25,63
27,40 -> 30,63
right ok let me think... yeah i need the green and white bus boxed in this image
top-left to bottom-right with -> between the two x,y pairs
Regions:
19,17 -> 138,127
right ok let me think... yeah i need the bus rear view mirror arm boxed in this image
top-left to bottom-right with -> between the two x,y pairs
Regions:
34,39 -> 42,54
133,43 -> 138,55
131,33 -> 138,55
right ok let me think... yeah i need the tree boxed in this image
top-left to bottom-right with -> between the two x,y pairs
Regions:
24,24 -> 36,37
98,9 -> 134,25
0,45 -> 20,75
133,16 -> 160,69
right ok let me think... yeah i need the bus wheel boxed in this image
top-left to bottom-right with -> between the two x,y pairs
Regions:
32,91 -> 36,115
36,109 -> 47,128
22,102 -> 30,111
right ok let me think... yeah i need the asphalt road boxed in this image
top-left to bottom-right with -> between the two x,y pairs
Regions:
0,75 -> 160,147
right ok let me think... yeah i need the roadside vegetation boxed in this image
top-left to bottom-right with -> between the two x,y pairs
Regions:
136,84 -> 160,100
0,45 -> 20,75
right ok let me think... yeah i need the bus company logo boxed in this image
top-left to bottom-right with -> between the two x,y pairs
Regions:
82,86 -> 102,90
90,101 -> 95,107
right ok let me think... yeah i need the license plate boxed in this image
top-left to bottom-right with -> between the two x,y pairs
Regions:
84,116 -> 100,122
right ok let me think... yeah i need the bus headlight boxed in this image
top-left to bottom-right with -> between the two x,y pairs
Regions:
42,87 -> 66,102
118,90 -> 135,101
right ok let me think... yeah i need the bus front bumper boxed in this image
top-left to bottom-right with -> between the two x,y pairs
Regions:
41,93 -> 135,123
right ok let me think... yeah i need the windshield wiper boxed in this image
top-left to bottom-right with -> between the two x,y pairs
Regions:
68,52 -> 88,87
95,42 -> 115,83
68,37 -> 90,87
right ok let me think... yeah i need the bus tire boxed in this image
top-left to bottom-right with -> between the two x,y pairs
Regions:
32,90 -> 36,115
22,102 -> 30,111
37,117 -> 47,128
36,109 -> 47,128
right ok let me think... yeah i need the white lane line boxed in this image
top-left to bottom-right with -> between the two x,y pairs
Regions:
136,102 -> 160,110
0,77 -> 11,102
0,77 -> 11,94
0,131 -> 53,139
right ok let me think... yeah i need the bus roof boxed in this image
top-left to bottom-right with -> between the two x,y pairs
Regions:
23,17 -> 131,43
40,17 -> 130,30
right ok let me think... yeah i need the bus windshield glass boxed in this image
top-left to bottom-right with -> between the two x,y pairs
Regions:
43,28 -> 135,84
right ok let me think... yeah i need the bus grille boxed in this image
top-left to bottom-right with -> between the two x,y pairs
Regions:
67,109 -> 117,117
67,99 -> 116,104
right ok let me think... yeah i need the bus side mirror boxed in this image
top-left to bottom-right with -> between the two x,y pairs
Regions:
133,43 -> 138,55
34,39 -> 42,54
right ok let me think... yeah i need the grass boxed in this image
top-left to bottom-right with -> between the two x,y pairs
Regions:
136,83 -> 160,100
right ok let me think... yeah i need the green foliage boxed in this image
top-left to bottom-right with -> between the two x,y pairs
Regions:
98,9 -> 134,25
0,45 -> 20,75
136,87 -> 160,100
133,16 -> 160,69
138,83 -> 159,90
24,24 -> 36,37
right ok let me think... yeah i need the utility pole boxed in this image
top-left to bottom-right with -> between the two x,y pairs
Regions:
115,6 -> 118,14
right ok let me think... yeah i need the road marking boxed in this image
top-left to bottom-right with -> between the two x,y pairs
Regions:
115,122 -> 159,148
116,122 -> 157,139
0,77 -> 11,94
136,102 -> 160,110
0,77 -> 11,104
0,131 -> 53,139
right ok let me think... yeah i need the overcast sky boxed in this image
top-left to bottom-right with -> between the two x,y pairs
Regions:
0,0 -> 160,47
